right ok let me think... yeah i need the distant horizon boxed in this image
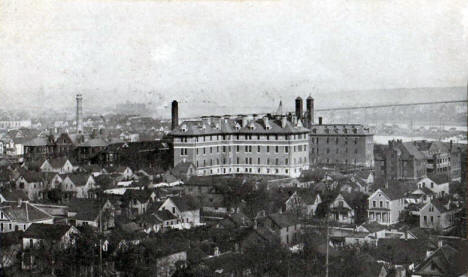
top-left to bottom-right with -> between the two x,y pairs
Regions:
1,85 -> 466,114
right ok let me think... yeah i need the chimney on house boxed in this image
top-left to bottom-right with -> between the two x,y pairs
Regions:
263,116 -> 270,129
281,115 -> 287,128
240,115 -> 248,127
306,96 -> 314,128
171,100 -> 179,130
252,114 -> 258,122
318,117 -> 323,125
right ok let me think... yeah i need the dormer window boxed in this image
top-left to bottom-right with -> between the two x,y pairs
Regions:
181,124 -> 188,132
235,123 -> 241,130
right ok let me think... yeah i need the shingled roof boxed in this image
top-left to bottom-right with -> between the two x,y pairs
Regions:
401,142 -> 426,160
0,201 -> 52,222
172,117 -> 309,136
66,173 -> 92,187
170,197 -> 198,212
23,137 -> 50,147
67,199 -> 111,221
0,189 -> 28,202
48,157 -> 73,169
268,212 -> 299,228
77,138 -> 109,147
18,171 -> 44,183
24,224 -> 74,240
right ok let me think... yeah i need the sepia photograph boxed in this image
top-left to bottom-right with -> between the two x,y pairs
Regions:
0,0 -> 467,276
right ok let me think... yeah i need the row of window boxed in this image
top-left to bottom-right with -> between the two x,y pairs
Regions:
177,133 -> 308,143
371,200 -> 390,209
201,167 -> 301,175
179,145 -> 308,156
195,156 -> 308,167
311,148 -> 359,154
310,137 -> 359,145
0,222 -> 27,232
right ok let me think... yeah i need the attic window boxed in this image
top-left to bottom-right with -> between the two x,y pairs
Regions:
181,124 -> 188,132
235,123 -> 241,130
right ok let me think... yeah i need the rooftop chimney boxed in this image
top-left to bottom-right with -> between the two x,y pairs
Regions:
171,100 -> 179,130
306,96 -> 314,128
281,115 -> 287,128
241,115 -> 248,127
295,97 -> 303,121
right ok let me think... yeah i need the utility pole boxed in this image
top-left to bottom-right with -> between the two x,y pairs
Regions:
325,215 -> 329,277
99,211 -> 103,277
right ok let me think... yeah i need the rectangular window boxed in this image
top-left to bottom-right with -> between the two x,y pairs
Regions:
275,146 -> 279,153
285,158 -> 289,165
258,146 -> 261,152
267,146 -> 270,153
285,146 -> 289,153
258,157 -> 261,164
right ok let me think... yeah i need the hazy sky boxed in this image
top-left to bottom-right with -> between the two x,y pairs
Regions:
1,0 -> 467,110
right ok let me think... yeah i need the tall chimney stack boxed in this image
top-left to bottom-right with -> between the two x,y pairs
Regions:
295,97 -> 303,121
306,96 -> 314,128
76,94 -> 83,134
171,100 -> 179,130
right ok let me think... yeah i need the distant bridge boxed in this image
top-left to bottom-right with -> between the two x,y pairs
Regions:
315,100 -> 467,112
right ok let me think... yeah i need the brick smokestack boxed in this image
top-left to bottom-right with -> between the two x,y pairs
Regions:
171,100 -> 178,130
306,96 -> 314,128
76,94 -> 83,134
295,97 -> 303,121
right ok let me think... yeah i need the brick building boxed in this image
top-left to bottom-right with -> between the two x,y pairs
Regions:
171,100 -> 310,178
309,123 -> 374,167
411,140 -> 462,181
374,140 -> 427,182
